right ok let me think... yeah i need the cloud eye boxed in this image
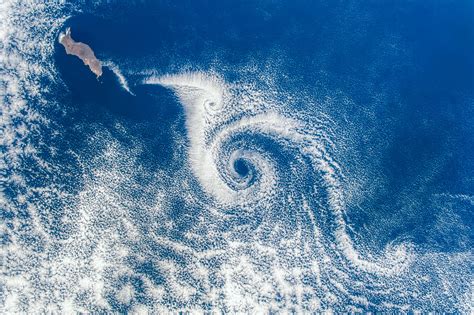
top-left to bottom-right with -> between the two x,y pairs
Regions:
203,98 -> 221,115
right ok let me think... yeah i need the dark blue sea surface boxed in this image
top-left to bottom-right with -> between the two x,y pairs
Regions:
2,0 -> 473,312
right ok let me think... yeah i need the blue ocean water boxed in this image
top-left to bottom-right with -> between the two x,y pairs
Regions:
2,0 -> 473,312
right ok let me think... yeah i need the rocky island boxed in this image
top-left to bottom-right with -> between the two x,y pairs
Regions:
59,27 -> 103,78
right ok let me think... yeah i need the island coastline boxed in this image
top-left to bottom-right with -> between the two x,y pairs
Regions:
59,27 -> 103,78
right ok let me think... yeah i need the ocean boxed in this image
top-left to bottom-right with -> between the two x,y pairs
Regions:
2,0 -> 473,312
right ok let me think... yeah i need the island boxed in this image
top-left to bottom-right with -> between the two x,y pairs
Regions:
59,27 -> 103,78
